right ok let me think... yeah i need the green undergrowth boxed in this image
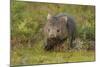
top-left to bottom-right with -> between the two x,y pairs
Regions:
11,41 -> 95,66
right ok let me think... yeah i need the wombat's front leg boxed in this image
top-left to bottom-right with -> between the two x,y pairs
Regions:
44,41 -> 54,51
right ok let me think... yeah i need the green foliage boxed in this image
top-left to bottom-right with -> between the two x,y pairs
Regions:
11,0 -> 95,66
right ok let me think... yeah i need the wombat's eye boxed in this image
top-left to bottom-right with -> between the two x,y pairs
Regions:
48,29 -> 50,32
57,29 -> 60,32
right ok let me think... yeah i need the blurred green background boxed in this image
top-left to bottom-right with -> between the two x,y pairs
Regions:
11,0 -> 95,66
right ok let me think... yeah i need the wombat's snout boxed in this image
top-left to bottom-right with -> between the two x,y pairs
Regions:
49,33 -> 56,38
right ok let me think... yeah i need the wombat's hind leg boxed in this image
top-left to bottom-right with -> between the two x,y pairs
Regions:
69,35 -> 75,49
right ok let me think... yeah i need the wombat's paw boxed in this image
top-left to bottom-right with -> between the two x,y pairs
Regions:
44,45 -> 53,51
44,45 -> 49,51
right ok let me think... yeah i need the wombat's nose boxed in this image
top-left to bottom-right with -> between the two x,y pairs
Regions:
50,34 -> 55,38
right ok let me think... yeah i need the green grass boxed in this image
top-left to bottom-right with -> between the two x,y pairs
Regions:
11,41 -> 95,66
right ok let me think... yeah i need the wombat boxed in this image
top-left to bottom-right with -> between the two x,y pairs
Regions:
43,13 -> 76,51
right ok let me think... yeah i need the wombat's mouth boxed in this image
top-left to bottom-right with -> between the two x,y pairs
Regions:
50,38 -> 57,40
49,37 -> 60,41
47,36 -> 67,44
48,37 -> 64,43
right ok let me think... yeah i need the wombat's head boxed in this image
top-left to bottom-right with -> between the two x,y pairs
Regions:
44,14 -> 68,40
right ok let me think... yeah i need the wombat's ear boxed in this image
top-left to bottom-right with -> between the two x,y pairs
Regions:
47,13 -> 52,20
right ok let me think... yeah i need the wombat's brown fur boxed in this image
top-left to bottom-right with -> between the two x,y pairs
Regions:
43,13 -> 76,51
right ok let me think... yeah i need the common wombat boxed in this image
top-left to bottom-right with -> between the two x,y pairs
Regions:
43,13 -> 76,51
